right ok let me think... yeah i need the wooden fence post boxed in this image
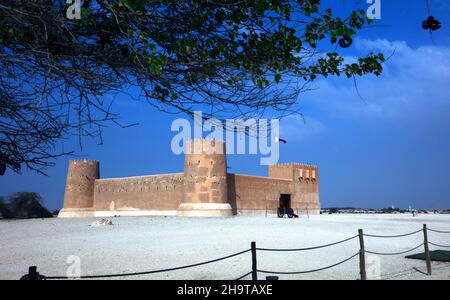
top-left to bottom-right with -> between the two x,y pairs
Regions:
358,229 -> 366,280
20,266 -> 40,280
251,241 -> 258,280
423,224 -> 432,275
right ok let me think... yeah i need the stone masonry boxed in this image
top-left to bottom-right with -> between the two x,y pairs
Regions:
59,139 -> 320,217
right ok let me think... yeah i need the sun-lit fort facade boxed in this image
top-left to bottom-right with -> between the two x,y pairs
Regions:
59,139 -> 320,217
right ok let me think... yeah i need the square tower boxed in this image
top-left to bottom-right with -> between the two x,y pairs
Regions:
268,163 -> 320,214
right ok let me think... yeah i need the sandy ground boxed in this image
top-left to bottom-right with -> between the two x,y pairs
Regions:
1,213 -> 450,280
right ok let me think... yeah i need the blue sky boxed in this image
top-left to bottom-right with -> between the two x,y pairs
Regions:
2,1 -> 450,210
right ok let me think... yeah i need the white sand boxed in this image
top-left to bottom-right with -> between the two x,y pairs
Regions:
1,213 -> 450,280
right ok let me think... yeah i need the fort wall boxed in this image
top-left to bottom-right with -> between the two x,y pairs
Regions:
228,174 -> 292,214
93,173 -> 184,216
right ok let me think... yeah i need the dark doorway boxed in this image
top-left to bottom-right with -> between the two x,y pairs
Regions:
278,194 -> 297,218
279,194 -> 291,209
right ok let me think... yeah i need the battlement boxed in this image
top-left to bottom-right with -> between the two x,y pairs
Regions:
185,139 -> 225,155
268,163 -> 318,181
70,159 -> 100,164
271,162 -> 318,168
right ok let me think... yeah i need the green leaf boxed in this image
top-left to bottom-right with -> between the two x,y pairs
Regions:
274,73 -> 281,83
81,8 -> 90,17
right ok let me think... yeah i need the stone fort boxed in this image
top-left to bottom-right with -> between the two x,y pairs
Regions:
59,139 -> 320,217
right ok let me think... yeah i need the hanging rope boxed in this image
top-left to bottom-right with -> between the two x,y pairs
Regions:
256,235 -> 358,252
235,271 -> 253,280
257,252 -> 360,275
363,229 -> 422,239
426,0 -> 431,16
428,228 -> 450,234
428,241 -> 450,248
365,243 -> 424,256
44,248 -> 251,280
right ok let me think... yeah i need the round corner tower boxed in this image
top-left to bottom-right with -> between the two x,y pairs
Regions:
58,160 -> 99,218
178,139 -> 232,217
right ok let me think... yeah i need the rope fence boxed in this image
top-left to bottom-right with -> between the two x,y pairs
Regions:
256,235 -> 358,252
428,241 -> 450,248
365,243 -> 424,256
428,228 -> 450,234
235,271 -> 253,280
257,252 -> 359,275
363,229 -> 422,238
21,223 -> 450,281
43,248 -> 251,280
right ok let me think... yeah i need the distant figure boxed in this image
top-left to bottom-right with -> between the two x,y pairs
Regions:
412,210 -> 418,217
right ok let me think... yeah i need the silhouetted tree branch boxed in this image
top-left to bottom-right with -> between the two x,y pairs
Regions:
0,0 -> 385,174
